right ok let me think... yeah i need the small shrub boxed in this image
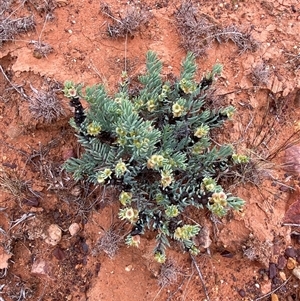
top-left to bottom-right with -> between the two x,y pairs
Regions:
63,51 -> 246,262
175,1 -> 258,57
158,259 -> 180,287
250,63 -> 270,86
100,2 -> 151,38
0,1 -> 35,47
31,41 -> 53,58
93,228 -> 122,258
28,81 -> 65,123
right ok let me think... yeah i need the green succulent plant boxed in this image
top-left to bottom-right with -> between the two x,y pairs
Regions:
63,51 -> 245,262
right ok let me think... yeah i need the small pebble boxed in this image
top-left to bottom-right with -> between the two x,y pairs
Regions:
238,289 -> 246,297
52,247 -> 66,261
269,263 -> 277,279
279,271 -> 287,281
293,266 -> 300,279
285,247 -> 297,258
31,258 -> 51,277
287,257 -> 297,270
69,223 -> 80,236
45,224 -> 62,246
125,264 -> 133,272
261,281 -> 271,294
277,255 -> 287,269
271,293 -> 279,301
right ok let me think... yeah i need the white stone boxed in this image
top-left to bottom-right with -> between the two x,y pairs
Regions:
45,224 -> 62,246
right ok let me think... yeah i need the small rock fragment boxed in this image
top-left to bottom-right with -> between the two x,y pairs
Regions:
261,281 -> 271,294
69,223 -> 80,236
52,247 -> 66,260
0,246 -> 12,269
238,289 -> 246,297
125,264 -> 133,272
277,255 -> 287,269
284,145 -> 300,176
31,258 -> 51,277
269,263 -> 277,279
293,266 -> 300,279
285,247 -> 297,258
271,293 -> 279,301
279,271 -> 287,281
62,148 -> 75,160
287,257 -> 297,270
45,224 -> 62,246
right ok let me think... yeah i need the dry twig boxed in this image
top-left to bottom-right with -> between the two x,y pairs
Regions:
190,254 -> 210,301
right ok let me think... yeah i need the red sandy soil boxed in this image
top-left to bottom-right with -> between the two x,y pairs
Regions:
0,0 -> 300,300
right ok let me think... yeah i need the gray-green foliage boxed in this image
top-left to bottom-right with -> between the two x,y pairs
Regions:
63,51 -> 245,262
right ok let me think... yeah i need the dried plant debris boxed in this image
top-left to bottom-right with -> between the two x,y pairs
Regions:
157,259 -> 180,287
28,0 -> 57,15
243,234 -> 273,267
93,228 -> 122,258
251,63 -> 271,86
100,2 -> 151,38
175,1 -> 258,57
285,52 -> 300,71
28,80 -> 65,123
31,40 -> 53,58
0,2 -> 35,47
0,168 -> 31,201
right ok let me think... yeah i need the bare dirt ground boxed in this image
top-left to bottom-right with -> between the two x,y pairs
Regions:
0,0 -> 300,300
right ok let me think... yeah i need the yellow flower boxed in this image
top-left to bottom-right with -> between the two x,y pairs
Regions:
201,177 -> 216,192
119,207 -> 139,223
115,160 -> 127,177
194,125 -> 209,138
96,168 -> 112,184
232,153 -> 249,164
147,154 -> 164,169
179,78 -> 196,94
117,137 -> 126,146
97,175 -> 106,184
210,191 -> 227,207
154,252 -> 166,263
192,142 -> 204,155
87,122 -> 101,136
119,191 -> 132,206
165,205 -> 179,218
147,99 -> 156,112
160,170 -> 173,188
126,235 -> 141,247
116,127 -> 126,136
103,168 -> 112,177
174,227 -> 184,240
172,102 -> 185,118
